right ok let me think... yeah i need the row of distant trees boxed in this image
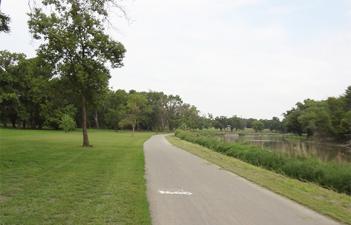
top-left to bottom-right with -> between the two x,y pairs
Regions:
211,87 -> 351,141
207,87 -> 351,141
0,50 -> 285,133
209,116 -> 283,133
87,90 -> 203,132
1,51 -> 349,141
0,51 -> 202,131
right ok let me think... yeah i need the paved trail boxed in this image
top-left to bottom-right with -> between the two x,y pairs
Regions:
144,135 -> 340,225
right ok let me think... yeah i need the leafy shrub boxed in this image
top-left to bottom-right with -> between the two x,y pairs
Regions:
175,129 -> 351,195
59,114 -> 76,132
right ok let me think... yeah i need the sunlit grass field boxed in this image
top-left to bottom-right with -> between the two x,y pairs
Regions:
0,128 -> 152,225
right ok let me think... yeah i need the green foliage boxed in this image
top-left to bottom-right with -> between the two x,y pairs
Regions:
0,12 -> 10,32
28,0 -> 126,146
0,51 -> 20,127
175,130 -> 351,195
119,93 -> 149,131
98,89 -> 128,129
340,111 -> 351,135
229,116 -> 246,130
59,114 -> 76,132
96,90 -> 204,132
283,86 -> 351,140
27,0 -> 126,103
178,104 -> 200,129
212,116 -> 284,132
0,51 -> 79,129
252,120 -> 264,132
269,117 -> 281,131
45,103 -> 77,129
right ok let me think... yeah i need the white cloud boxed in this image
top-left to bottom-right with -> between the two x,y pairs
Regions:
266,5 -> 298,15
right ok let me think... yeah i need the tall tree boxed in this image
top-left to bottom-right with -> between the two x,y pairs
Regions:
120,93 -> 148,133
344,86 -> 351,110
102,89 -> 128,129
252,120 -> 264,132
178,104 -> 201,129
0,51 -> 26,127
166,95 -> 182,130
28,0 -> 125,147
144,91 -> 168,131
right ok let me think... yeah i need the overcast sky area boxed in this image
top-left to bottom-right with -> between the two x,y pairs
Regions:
1,0 -> 351,119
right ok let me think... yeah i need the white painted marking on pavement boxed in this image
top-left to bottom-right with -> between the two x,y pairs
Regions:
158,190 -> 193,195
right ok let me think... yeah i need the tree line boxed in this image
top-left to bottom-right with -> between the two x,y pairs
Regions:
0,51 -> 289,133
284,87 -> 351,140
1,0 -> 350,145
210,87 -> 351,141
1,52 -> 349,142
1,50 -> 350,140
0,51 -> 203,132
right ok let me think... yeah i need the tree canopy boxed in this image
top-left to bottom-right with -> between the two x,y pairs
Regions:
28,0 -> 126,146
283,87 -> 351,140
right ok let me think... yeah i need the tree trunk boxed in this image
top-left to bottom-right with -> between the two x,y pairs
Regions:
132,120 -> 136,136
11,119 -> 16,128
81,95 -> 91,147
161,116 -> 165,131
94,110 -> 99,129
22,120 -> 26,129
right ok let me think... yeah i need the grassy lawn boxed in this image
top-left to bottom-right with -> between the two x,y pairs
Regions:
167,135 -> 351,225
0,128 -> 152,225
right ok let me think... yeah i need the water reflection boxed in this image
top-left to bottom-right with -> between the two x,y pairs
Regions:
223,133 -> 351,163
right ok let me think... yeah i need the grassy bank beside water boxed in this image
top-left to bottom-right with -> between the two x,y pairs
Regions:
167,135 -> 351,224
175,130 -> 351,195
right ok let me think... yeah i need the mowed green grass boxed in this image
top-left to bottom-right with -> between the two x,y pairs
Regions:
0,128 -> 153,225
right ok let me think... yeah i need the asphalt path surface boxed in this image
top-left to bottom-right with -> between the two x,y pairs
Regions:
144,135 -> 340,225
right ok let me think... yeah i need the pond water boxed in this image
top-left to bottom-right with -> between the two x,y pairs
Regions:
223,133 -> 351,163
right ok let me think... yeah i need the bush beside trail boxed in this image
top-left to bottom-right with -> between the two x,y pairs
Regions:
175,130 -> 351,195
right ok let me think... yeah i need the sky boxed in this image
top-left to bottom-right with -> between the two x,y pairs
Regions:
1,0 -> 351,119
